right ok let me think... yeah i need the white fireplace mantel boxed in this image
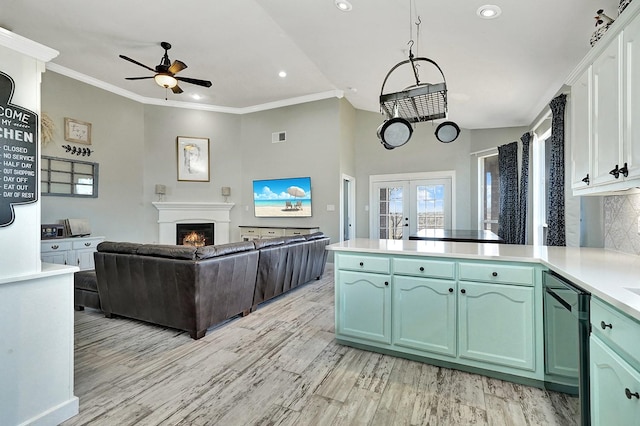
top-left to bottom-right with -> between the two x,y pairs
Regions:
152,202 -> 234,245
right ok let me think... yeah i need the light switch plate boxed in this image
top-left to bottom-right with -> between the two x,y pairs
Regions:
327,204 -> 335,211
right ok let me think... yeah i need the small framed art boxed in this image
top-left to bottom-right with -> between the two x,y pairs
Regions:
177,136 -> 210,182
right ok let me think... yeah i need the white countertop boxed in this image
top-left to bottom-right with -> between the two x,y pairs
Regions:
328,239 -> 640,321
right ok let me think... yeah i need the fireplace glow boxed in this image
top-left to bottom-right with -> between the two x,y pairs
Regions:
183,231 -> 206,247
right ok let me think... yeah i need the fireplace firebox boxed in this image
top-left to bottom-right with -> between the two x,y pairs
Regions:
176,223 -> 215,247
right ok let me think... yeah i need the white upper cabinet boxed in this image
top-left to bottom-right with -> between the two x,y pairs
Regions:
569,3 -> 640,195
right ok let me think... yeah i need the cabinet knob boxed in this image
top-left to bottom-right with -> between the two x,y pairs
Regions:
461,289 -> 466,294
619,163 -> 629,178
359,262 -> 364,267
384,281 -> 389,286
51,245 -> 59,250
582,174 -> 590,185
492,272 -> 498,277
610,164 -> 621,179
419,266 -> 425,272
600,321 -> 613,330
625,388 -> 640,400
449,288 -> 454,293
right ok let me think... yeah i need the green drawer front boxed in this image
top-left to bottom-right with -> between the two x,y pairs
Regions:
338,254 -> 390,274
592,298 -> 640,368
458,262 -> 534,286
393,257 -> 455,279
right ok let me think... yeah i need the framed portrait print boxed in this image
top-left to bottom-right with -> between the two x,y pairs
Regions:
177,136 -> 210,182
64,118 -> 92,145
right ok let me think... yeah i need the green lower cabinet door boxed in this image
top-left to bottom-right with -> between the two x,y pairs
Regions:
392,276 -> 456,356
590,336 -> 640,425
458,281 -> 535,371
336,270 -> 391,344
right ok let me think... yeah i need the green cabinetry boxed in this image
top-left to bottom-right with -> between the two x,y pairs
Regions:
334,252 -> 541,381
590,298 -> 640,425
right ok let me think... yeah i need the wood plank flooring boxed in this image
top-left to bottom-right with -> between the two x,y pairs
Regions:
63,265 -> 579,426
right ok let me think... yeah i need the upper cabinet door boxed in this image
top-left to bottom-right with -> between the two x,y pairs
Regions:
623,14 -> 640,180
570,66 -> 591,189
591,35 -> 623,187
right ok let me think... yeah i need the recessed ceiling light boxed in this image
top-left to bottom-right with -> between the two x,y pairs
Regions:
191,94 -> 202,100
335,0 -> 352,12
477,5 -> 501,19
278,70 -> 287,78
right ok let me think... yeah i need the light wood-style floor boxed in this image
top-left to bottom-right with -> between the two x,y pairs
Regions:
63,265 -> 579,426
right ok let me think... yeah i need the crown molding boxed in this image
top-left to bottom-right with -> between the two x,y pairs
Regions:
46,63 -> 344,114
0,27 -> 58,62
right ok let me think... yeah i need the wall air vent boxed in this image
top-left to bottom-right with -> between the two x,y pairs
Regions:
272,131 -> 286,143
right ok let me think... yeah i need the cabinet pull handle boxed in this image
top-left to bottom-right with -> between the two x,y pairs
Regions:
419,267 -> 424,272
619,163 -> 629,178
51,245 -> 59,250
600,321 -> 613,330
84,242 -> 91,246
625,388 -> 639,399
359,262 -> 364,267
384,281 -> 389,286
610,164 -> 621,179
582,174 -> 590,185
492,272 -> 498,277
77,259 -> 80,265
449,288 -> 454,293
461,289 -> 466,294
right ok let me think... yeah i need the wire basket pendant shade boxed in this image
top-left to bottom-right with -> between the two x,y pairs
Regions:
379,56 -> 448,123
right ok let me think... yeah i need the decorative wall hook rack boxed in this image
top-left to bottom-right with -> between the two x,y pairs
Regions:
62,144 -> 92,156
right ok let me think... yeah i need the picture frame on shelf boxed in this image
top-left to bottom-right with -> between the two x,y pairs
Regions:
177,136 -> 210,182
64,117 -> 92,145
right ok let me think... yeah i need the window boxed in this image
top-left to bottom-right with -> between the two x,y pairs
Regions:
479,153 -> 499,234
41,156 -> 98,197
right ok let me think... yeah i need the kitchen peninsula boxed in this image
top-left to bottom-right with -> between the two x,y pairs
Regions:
327,239 -> 640,425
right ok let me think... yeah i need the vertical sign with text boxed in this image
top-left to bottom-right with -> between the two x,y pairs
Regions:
0,70 -> 38,227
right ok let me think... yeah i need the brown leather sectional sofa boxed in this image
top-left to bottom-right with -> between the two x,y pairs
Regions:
93,232 -> 330,339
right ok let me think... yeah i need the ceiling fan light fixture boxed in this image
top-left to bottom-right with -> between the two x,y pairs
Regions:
154,73 -> 178,89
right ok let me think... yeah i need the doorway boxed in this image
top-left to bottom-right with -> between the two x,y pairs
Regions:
340,174 -> 356,242
369,172 -> 455,240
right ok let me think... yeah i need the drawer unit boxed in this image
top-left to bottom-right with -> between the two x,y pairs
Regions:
393,257 -> 455,279
458,262 -> 534,286
240,227 -> 260,237
592,298 -> 640,369
261,228 -> 285,238
72,238 -> 102,250
285,228 -> 318,236
337,254 -> 390,274
41,240 -> 72,253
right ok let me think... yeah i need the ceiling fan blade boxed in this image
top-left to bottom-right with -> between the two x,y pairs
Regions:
171,85 -> 183,94
169,60 -> 187,75
125,76 -> 154,80
119,55 -> 156,72
176,76 -> 212,88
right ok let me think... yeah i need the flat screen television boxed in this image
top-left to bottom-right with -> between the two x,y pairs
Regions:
253,176 -> 312,217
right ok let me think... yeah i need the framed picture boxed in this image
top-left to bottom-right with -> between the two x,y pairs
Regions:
177,136 -> 210,182
64,117 -> 92,145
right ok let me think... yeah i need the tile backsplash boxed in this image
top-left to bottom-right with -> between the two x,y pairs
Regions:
604,193 -> 640,255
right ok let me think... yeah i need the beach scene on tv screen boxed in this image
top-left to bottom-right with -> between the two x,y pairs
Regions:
253,177 -> 312,217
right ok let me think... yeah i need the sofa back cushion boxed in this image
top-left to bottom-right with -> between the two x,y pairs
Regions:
97,241 -> 142,254
196,241 -> 256,259
137,244 -> 197,260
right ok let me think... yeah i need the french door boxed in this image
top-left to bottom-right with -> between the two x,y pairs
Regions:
371,176 -> 452,240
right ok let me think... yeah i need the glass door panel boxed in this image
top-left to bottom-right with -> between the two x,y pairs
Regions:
373,181 -> 409,239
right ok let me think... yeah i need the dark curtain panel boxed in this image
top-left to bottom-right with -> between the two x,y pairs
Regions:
546,94 -> 567,246
516,132 -> 531,244
498,141 -> 519,244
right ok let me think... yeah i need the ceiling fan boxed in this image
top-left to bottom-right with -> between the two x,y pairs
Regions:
119,41 -> 212,95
